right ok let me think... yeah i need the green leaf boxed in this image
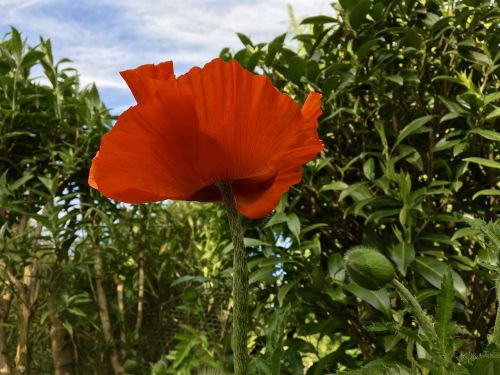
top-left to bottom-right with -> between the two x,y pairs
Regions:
10,173 -> 33,191
38,175 -> 55,195
287,56 -> 306,84
249,358 -> 272,375
386,74 -> 403,86
321,181 -> 349,191
171,275 -> 208,287
265,304 -> 291,375
223,238 -> 272,254
348,0 -> 370,30
265,33 -> 286,66
471,354 -> 500,375
265,212 -> 288,228
249,266 -> 275,284
363,157 -> 375,180
439,112 -> 462,123
435,269 -> 454,354
392,115 -> 434,151
404,28 -> 422,49
464,51 -> 492,66
277,281 -> 297,306
473,189 -> 500,200
356,39 -> 379,60
433,137 -> 462,152
370,2 -> 384,22
328,253 -> 345,281
365,209 -> 400,224
302,223 -> 328,235
464,157 -> 500,170
300,16 -> 336,25
469,129 -> 500,142
484,92 -> 500,105
338,182 -> 372,202
451,227 -> 480,241
236,32 -> 253,47
413,257 -> 467,299
62,321 -> 73,337
339,0 -> 358,10
486,107 -> 500,121
287,213 -> 301,242
389,242 -> 415,276
477,247 -> 499,270
344,283 -> 391,316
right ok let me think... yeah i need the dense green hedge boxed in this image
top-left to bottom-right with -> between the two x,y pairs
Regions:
0,0 -> 499,373
221,0 -> 499,373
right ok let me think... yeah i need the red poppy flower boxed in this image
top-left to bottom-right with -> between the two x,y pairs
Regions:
89,58 -> 323,219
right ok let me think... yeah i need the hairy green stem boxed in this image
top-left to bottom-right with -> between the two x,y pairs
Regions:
392,279 -> 439,344
492,275 -> 500,347
217,182 -> 248,375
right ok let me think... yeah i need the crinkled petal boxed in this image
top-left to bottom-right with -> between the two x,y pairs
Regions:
90,58 -> 323,219
233,91 -> 323,218
301,92 -> 323,121
88,151 -> 99,189
120,61 -> 174,104
90,78 -> 224,203
177,58 -> 305,182
235,165 -> 302,219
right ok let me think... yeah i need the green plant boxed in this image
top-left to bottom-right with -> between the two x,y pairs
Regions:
222,0 -> 499,372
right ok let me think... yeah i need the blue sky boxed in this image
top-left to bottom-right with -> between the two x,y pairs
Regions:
0,0 -> 333,114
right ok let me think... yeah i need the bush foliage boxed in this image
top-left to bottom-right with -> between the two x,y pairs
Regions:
0,0 -> 499,374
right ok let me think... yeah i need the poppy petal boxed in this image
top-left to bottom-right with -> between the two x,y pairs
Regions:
120,61 -> 174,104
88,151 -> 99,189
91,79 -> 222,203
233,92 -> 323,218
301,91 -> 323,121
178,58 -> 305,182
235,165 -> 302,219
91,58 -> 323,219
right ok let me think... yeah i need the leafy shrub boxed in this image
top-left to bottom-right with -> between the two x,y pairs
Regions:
223,0 -> 499,372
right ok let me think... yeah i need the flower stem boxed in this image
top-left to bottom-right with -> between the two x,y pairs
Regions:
392,279 -> 439,344
217,181 -> 249,374
492,275 -> 500,347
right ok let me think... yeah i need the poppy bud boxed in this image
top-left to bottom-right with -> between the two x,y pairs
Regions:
344,246 -> 395,290
123,359 -> 138,374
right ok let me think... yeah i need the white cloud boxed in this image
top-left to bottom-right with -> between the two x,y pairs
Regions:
107,0 -> 333,65
0,0 -> 334,109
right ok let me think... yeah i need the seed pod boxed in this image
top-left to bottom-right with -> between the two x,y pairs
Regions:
344,246 -> 395,290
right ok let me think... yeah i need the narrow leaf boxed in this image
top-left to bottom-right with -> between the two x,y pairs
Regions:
300,15 -> 336,24
389,242 -> 415,276
473,189 -> 500,200
435,269 -> 454,354
469,128 -> 500,142
344,283 -> 391,317
287,213 -> 301,241
464,157 -> 500,170
392,115 -> 434,151
236,32 -> 253,47
277,282 -> 296,306
486,107 -> 500,121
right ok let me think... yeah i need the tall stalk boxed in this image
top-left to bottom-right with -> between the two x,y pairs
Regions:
392,279 -> 439,345
492,275 -> 500,347
217,182 -> 249,375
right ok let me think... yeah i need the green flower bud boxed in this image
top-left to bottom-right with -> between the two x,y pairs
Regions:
344,246 -> 395,290
123,359 -> 138,374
